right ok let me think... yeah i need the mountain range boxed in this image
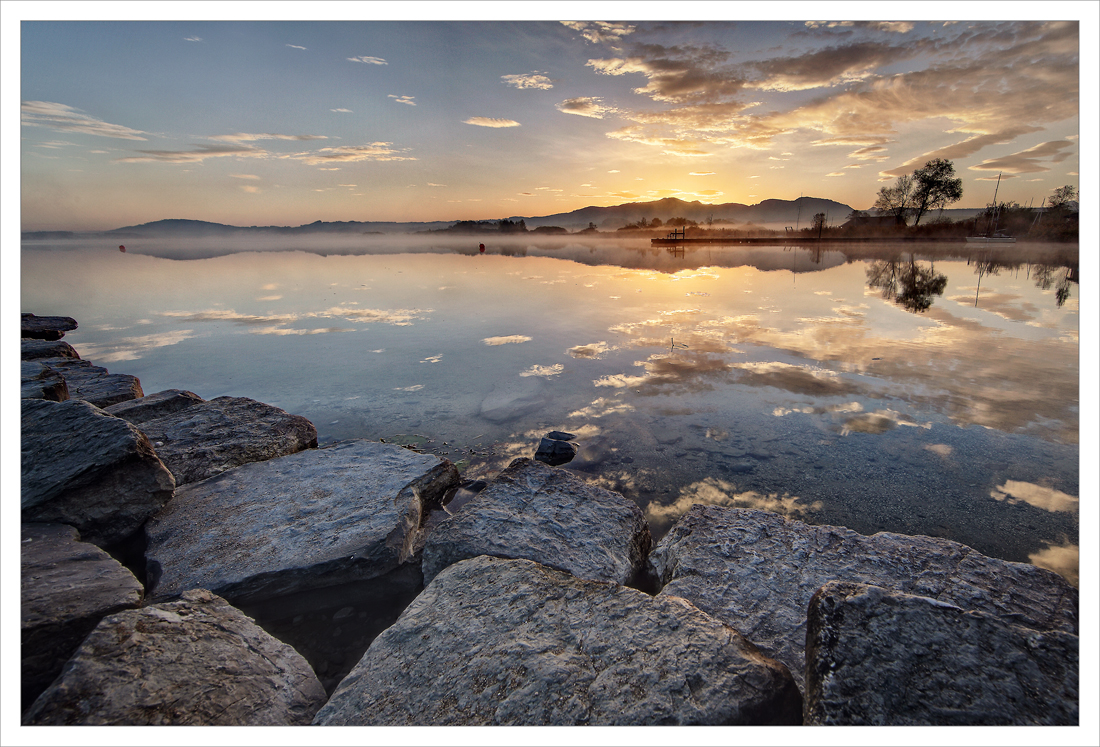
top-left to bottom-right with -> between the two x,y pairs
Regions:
21,196 -> 986,239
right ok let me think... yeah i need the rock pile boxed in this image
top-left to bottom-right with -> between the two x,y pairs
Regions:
20,313 -> 1080,727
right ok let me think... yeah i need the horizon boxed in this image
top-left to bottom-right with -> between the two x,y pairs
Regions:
7,6 -> 1090,233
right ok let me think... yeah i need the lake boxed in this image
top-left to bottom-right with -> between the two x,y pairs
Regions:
20,235 -> 1081,586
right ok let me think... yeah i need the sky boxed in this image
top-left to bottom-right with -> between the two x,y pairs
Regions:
6,3 -> 1097,232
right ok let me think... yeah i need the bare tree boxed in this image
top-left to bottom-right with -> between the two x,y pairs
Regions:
874,173 -> 914,225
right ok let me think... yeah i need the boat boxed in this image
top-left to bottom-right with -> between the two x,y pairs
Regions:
966,173 -> 1015,243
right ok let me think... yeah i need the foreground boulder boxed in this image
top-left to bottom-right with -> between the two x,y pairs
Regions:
21,523 -> 144,711
104,388 -> 205,425
422,457 -> 651,586
21,361 -> 69,401
21,312 -> 77,340
34,357 -> 143,408
649,506 -> 1078,692
135,396 -> 318,485
804,582 -> 1079,725
314,555 -> 802,726
23,589 -> 326,726
145,439 -> 460,605
21,399 -> 176,547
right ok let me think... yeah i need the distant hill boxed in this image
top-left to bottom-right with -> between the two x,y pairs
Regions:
29,195 -> 983,239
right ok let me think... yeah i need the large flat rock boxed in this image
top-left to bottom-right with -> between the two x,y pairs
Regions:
21,361 -> 69,401
313,555 -> 802,726
136,396 -> 318,485
145,439 -> 460,606
23,589 -> 326,726
35,357 -> 144,407
21,312 -> 77,340
422,457 -> 651,585
649,505 -> 1079,692
21,399 -> 176,547
20,523 -> 145,711
21,338 -> 80,361
804,582 -> 1079,725
104,388 -> 205,425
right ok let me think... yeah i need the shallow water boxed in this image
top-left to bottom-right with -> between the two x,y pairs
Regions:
21,235 -> 1081,584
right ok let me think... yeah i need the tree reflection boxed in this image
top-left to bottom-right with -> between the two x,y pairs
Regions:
1032,264 -> 1078,308
866,255 -> 948,313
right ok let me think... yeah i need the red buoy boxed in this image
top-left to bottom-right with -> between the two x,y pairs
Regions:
479,243 -> 485,253
119,245 -> 126,252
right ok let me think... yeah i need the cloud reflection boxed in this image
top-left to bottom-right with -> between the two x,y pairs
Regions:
990,480 -> 1078,513
646,477 -> 823,526
482,335 -> 532,346
74,329 -> 195,363
1028,542 -> 1078,587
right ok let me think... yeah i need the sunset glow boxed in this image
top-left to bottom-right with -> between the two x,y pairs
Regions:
7,4 -> 1094,232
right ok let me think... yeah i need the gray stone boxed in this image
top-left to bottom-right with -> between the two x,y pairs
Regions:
21,399 -> 176,547
21,361 -> 69,401
649,506 -> 1079,693
23,589 -> 326,725
136,396 -> 318,485
533,436 -> 578,466
104,388 -> 205,425
547,430 -> 576,441
35,357 -> 144,407
21,338 -> 80,361
313,555 -> 802,726
804,582 -> 1079,725
422,457 -> 651,586
20,523 -> 144,711
145,439 -> 460,606
21,312 -> 77,340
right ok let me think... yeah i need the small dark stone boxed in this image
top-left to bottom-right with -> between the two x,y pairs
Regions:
546,430 -> 576,441
534,437 -> 578,466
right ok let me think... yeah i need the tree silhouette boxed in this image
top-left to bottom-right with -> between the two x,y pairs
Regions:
866,255 -> 948,313
910,159 -> 963,226
874,174 -> 915,225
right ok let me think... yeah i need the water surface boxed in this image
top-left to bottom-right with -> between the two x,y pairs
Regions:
21,235 -> 1081,584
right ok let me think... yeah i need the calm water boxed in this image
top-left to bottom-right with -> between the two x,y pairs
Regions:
21,236 -> 1081,585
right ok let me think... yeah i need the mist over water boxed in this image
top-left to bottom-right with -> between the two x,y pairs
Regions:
21,235 -> 1081,585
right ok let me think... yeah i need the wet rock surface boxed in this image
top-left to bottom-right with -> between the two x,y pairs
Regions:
422,457 -> 651,586
21,398 -> 176,547
649,505 -> 1079,693
21,361 -> 69,401
135,396 -> 319,485
804,581 -> 1079,725
104,388 -> 205,425
145,439 -> 460,605
20,523 -> 144,711
313,555 -> 802,726
23,589 -> 326,726
33,357 -> 144,408
21,338 -> 80,361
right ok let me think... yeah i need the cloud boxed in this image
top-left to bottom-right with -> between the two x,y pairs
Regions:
689,171 -> 715,176
646,477 -> 822,527
482,335 -> 532,345
968,139 -> 1077,174
295,143 -> 416,164
606,126 -> 712,157
990,480 -> 1078,513
804,21 -> 915,34
286,44 -> 306,50
348,55 -> 387,65
210,132 -> 328,142
389,95 -> 416,106
561,21 -> 635,45
71,329 -> 195,363
330,108 -> 352,113
229,173 -> 260,179
184,36 -> 202,42
1028,542 -> 1078,586
501,72 -> 554,90
240,185 -> 260,193
21,101 -> 148,141
464,117 -> 521,128
117,144 -> 266,163
520,364 -> 565,378
568,341 -> 611,359
556,96 -> 618,119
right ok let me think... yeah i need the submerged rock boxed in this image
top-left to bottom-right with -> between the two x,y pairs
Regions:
104,388 -> 205,425
314,555 -> 802,726
145,439 -> 460,606
21,399 -> 176,547
23,589 -> 326,726
804,581 -> 1079,725
422,457 -> 651,586
649,505 -> 1078,693
135,396 -> 318,485
20,523 -> 144,711
533,436 -> 578,466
